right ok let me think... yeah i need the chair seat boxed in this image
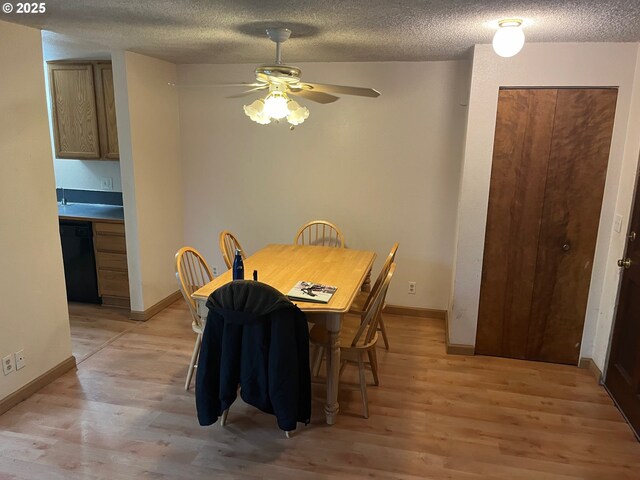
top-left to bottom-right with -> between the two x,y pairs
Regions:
309,315 -> 378,351
348,291 -> 368,315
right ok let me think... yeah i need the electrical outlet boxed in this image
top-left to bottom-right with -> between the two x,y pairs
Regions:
14,350 -> 25,370
2,354 -> 15,375
212,266 -> 218,276
100,176 -> 113,191
408,282 -> 416,295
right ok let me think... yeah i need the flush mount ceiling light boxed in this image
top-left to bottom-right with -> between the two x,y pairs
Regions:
493,19 -> 525,58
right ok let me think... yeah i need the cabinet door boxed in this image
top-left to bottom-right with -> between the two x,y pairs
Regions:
48,63 -> 100,159
94,64 -> 119,160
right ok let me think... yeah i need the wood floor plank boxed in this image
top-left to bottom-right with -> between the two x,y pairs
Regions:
1,303 -> 638,479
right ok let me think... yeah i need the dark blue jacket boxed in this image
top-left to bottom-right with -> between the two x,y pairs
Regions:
195,280 -> 311,431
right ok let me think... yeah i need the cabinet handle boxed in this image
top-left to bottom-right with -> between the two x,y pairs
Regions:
562,243 -> 571,252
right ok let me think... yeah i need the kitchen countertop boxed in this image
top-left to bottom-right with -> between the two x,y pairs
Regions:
58,203 -> 124,222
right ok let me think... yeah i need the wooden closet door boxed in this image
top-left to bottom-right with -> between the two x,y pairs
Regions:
477,88 -> 617,364
527,89 -> 617,364
476,89 -> 557,358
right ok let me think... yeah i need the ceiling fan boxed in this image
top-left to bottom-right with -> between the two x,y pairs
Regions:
225,28 -> 381,126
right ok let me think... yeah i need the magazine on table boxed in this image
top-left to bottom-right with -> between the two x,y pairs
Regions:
287,281 -> 337,303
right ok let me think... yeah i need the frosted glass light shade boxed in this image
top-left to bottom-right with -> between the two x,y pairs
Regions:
243,99 -> 271,124
493,22 -> 525,58
263,92 -> 290,119
287,100 -> 310,125
244,91 -> 310,126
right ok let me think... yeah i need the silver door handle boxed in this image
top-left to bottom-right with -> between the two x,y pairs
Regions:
617,258 -> 631,269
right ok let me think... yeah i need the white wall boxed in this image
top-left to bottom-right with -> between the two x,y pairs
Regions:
41,30 -> 122,192
178,61 -> 468,309
449,43 -> 640,372
0,20 -> 72,399
111,51 -> 184,312
52,160 -> 123,192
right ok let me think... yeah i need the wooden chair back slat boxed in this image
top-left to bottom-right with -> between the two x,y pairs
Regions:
351,263 -> 396,347
294,220 -> 345,248
219,231 -> 246,269
363,243 -> 399,312
175,247 -> 213,327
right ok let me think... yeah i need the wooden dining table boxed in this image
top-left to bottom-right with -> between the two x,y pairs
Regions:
191,243 -> 376,425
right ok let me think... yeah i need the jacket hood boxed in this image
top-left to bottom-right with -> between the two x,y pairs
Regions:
206,280 -> 297,325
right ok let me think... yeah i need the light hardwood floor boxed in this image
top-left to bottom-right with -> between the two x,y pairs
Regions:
0,302 -> 638,479
67,302 -> 137,363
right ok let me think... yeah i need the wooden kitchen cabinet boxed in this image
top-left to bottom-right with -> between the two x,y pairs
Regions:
48,61 -> 119,160
48,63 -> 100,159
93,220 -> 130,308
94,64 -> 120,160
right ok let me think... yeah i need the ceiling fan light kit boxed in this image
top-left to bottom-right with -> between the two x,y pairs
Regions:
493,19 -> 525,57
243,83 -> 310,125
235,27 -> 379,127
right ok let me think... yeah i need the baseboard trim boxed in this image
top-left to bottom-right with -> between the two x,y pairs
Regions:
383,305 -> 446,320
578,357 -> 603,383
0,355 -> 76,416
101,296 -> 131,309
446,342 -> 476,356
444,311 -> 475,356
129,290 -> 182,321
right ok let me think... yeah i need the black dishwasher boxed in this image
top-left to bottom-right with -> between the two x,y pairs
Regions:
59,220 -> 101,303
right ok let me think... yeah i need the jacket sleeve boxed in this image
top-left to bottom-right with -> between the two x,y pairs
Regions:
195,309 -> 224,426
268,309 -> 311,431
295,310 -> 312,425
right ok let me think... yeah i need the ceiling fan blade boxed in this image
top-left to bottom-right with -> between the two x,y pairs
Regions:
217,82 -> 266,87
226,86 -> 268,98
288,88 -> 339,104
177,82 -> 266,89
300,82 -> 381,98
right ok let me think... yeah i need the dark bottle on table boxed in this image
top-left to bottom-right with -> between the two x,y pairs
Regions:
232,249 -> 244,280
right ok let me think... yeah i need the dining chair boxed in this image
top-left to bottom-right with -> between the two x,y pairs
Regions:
219,230 -> 246,270
175,246 -> 213,391
349,243 -> 399,349
309,263 -> 396,418
196,280 -> 310,438
294,220 -> 345,248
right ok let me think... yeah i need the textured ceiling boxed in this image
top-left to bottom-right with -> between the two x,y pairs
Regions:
5,0 -> 640,63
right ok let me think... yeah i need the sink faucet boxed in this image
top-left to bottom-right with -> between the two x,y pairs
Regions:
60,188 -> 67,205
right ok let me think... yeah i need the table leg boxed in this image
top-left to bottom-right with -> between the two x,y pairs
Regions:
361,269 -> 372,293
196,299 -> 208,328
324,313 -> 342,425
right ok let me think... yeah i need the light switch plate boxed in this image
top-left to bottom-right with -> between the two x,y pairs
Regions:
614,214 -> 623,233
15,350 -> 25,370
